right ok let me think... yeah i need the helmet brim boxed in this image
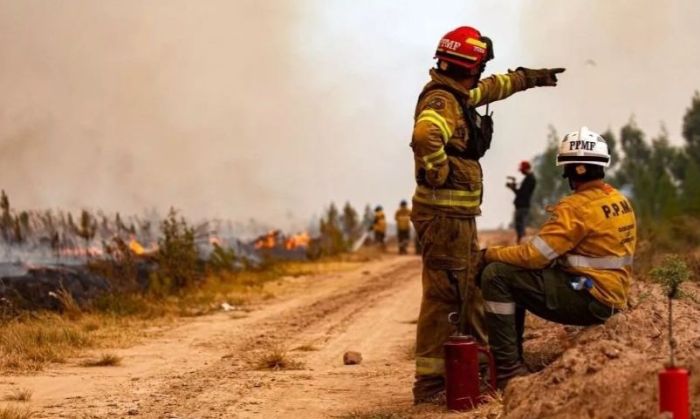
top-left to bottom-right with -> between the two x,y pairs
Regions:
435,55 -> 481,70
556,155 -> 610,167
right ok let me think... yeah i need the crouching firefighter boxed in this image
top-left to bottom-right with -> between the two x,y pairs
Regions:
480,127 -> 637,389
410,25 -> 565,403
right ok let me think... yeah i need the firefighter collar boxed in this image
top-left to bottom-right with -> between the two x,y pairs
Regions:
428,69 -> 471,98
574,180 -> 608,193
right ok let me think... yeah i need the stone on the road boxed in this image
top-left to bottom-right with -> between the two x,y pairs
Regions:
343,351 -> 363,365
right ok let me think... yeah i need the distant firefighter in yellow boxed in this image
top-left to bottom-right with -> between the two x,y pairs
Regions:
395,200 -> 412,255
409,25 -> 565,403
371,206 -> 387,248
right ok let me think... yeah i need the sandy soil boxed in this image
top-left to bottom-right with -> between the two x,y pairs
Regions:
0,254 -> 426,418
1,234 -> 698,418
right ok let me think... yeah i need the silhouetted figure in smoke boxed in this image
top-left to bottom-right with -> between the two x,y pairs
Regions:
507,160 -> 537,243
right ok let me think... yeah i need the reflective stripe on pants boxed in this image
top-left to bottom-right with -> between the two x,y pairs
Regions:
416,356 -> 445,376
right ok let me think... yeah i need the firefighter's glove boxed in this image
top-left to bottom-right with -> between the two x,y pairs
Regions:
517,67 -> 566,88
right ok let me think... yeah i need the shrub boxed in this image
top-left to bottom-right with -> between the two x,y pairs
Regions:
150,208 -> 200,294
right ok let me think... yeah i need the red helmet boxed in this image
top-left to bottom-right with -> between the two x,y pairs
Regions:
519,160 -> 531,171
434,26 -> 494,71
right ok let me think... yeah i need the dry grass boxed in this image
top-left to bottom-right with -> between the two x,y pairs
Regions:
0,406 -> 34,419
0,315 -> 94,371
469,392 -> 504,418
52,285 -> 82,320
3,388 -> 32,402
255,346 -> 305,370
0,313 -> 148,373
79,353 -> 122,367
0,258 -> 359,373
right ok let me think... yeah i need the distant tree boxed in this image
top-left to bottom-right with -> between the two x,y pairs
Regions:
613,118 -> 652,188
680,159 -> 700,215
530,126 -> 569,225
67,213 -> 76,235
152,208 -> 200,294
42,210 -> 56,239
682,91 -> 700,165
318,202 -> 346,256
76,210 -> 98,256
0,190 -> 12,240
11,211 -> 31,244
680,92 -> 700,215
614,121 -> 683,224
341,202 -> 360,242
12,217 -> 23,244
99,214 -> 111,237
115,212 -> 127,234
18,211 -> 30,233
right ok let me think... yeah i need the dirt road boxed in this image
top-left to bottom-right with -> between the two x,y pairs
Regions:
3,239 -> 698,418
0,254 -> 436,418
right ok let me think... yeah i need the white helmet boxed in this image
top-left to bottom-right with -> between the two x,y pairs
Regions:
556,127 -> 611,167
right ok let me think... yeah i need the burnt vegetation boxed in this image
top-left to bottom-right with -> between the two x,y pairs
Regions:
0,196 -> 372,372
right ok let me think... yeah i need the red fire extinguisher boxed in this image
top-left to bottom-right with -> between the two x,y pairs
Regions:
444,334 -> 497,411
657,280 -> 690,419
659,366 -> 689,419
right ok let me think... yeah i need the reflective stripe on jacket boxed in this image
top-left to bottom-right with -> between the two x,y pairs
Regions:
411,68 -> 529,218
485,181 -> 637,309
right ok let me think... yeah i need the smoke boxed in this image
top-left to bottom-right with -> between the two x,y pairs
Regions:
0,0 -> 313,229
1,1 -> 698,230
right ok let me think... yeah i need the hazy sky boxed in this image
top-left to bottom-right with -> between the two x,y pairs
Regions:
1,0 -> 699,231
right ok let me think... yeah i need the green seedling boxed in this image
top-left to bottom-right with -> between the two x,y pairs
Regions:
649,255 -> 690,367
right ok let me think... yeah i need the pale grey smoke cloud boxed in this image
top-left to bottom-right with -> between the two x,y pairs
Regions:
0,0 -> 698,231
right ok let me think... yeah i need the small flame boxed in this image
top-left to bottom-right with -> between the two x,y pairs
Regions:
129,239 -> 146,255
254,230 -> 279,250
284,232 -> 310,250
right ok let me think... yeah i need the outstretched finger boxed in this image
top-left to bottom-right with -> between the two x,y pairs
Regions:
551,68 -> 566,74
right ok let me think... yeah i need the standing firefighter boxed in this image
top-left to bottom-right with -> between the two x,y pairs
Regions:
507,160 -> 537,243
395,200 -> 412,254
481,127 -> 636,389
410,25 -> 565,403
371,206 -> 387,248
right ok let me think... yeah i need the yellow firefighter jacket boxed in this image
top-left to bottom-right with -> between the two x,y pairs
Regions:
485,181 -> 637,309
411,68 -> 530,218
373,210 -> 387,234
395,207 -> 412,231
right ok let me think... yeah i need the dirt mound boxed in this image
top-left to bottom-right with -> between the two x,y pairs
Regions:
504,282 -> 700,419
